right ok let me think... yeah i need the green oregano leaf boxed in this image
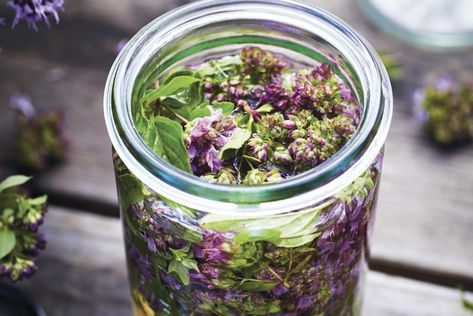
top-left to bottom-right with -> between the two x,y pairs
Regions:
168,259 -> 190,285
235,229 -> 281,244
0,227 -> 16,259
218,129 -> 251,160
236,279 -> 279,292
214,102 -> 235,116
273,233 -> 321,248
188,104 -> 211,121
144,116 -> 191,172
162,69 -> 197,84
18,198 -> 30,218
0,175 -> 31,193
117,174 -> 145,209
256,103 -> 274,113
141,76 -> 201,107
29,195 -> 48,206
339,170 -> 373,202
196,55 -> 242,77
200,200 -> 333,246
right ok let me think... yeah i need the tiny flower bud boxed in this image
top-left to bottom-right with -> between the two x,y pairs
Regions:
281,120 -> 296,129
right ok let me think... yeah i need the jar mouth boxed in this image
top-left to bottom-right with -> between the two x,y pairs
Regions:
104,0 -> 392,215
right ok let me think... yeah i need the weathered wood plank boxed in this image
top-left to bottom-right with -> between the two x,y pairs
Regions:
0,0 -> 177,73
1,0 -> 472,285
16,207 -> 131,316
0,56 -> 117,209
15,207 -> 472,316
364,272 -> 472,316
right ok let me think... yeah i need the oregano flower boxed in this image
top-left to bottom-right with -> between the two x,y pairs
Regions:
185,107 -> 239,175
8,0 -> 64,30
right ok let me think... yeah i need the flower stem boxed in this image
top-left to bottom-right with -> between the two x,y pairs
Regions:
267,267 -> 284,282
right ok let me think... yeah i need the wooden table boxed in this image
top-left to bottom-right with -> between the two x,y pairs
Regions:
1,0 -> 472,315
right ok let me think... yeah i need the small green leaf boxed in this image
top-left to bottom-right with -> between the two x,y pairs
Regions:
2,208 -> 14,221
0,227 -> 16,259
256,103 -> 274,113
218,129 -> 251,160
142,76 -> 201,106
181,259 -> 200,272
0,175 -> 31,193
117,174 -> 145,209
214,102 -> 235,116
144,116 -> 191,172
162,69 -> 197,84
168,259 -> 190,285
28,195 -> 48,206
237,279 -> 279,292
200,200 -> 333,246
161,97 -> 188,110
273,233 -> 320,248
196,55 -> 242,77
188,102 -> 212,121
235,229 -> 281,244
218,55 -> 243,68
18,198 -> 30,218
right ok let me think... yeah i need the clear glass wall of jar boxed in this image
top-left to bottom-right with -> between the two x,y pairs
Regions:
104,1 -> 393,315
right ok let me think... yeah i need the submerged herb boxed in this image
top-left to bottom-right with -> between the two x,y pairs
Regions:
135,46 -> 359,183
0,175 -> 47,282
117,156 -> 382,315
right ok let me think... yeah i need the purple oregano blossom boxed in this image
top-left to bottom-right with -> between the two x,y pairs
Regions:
8,0 -> 64,30
185,107 -> 239,175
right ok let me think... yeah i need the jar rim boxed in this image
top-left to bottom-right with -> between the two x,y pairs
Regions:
104,0 -> 392,215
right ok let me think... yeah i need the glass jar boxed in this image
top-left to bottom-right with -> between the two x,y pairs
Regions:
359,0 -> 473,49
104,1 -> 392,315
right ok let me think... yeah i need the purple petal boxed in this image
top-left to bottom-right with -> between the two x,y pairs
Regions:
10,93 -> 36,118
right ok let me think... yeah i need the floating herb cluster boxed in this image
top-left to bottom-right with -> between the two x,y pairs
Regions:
135,46 -> 360,183
0,175 -> 47,282
113,46 -> 383,315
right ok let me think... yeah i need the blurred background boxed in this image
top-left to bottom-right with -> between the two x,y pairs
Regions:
0,0 -> 472,315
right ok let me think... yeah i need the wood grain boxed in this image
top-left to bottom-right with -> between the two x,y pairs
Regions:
15,207 -> 472,316
1,0 -> 472,288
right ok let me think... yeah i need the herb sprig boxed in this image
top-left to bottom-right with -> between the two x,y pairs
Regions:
0,175 -> 47,282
